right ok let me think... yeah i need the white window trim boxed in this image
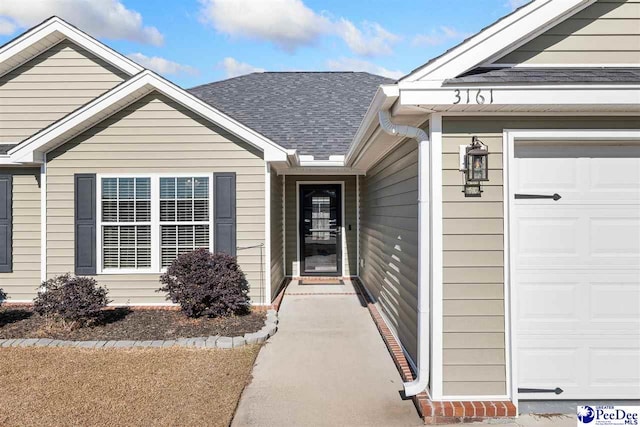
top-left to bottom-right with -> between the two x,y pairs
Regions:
97,173 -> 214,275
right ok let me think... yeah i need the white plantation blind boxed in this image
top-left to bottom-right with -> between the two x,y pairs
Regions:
101,177 -> 152,269
160,177 -> 210,267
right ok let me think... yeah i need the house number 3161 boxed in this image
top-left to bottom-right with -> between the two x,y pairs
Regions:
453,89 -> 494,105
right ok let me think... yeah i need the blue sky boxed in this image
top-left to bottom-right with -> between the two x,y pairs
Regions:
0,0 -> 528,88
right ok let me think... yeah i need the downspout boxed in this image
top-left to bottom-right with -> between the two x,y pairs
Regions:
378,110 -> 430,397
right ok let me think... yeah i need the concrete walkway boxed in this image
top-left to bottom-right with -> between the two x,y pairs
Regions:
232,279 -> 423,427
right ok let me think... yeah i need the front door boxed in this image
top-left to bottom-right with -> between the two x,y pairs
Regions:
299,184 -> 341,276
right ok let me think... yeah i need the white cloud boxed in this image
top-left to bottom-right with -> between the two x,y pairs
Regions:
326,57 -> 404,80
199,0 -> 330,51
0,17 -> 16,35
127,53 -> 198,76
198,0 -> 399,56
506,0 -> 530,10
219,57 -> 265,78
0,0 -> 163,45
412,26 -> 470,47
336,20 -> 401,57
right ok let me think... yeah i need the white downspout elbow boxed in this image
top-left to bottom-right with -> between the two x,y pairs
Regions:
378,110 -> 430,397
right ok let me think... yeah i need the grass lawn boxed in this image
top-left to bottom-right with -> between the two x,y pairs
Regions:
0,346 -> 260,427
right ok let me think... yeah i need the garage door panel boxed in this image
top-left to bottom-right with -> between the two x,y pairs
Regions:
518,281 -> 579,326
590,346 -> 640,389
515,146 -> 640,202
514,142 -> 640,400
518,336 -> 640,400
517,272 -> 640,333
589,217 -> 640,257
515,207 -> 640,268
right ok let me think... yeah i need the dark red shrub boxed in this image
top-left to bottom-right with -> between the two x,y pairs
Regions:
159,249 -> 250,318
33,274 -> 110,325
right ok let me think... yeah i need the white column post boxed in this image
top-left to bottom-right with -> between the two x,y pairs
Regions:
429,113 -> 444,400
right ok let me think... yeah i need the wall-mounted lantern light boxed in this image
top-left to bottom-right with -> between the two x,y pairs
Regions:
463,182 -> 483,198
460,136 -> 489,198
466,136 -> 489,182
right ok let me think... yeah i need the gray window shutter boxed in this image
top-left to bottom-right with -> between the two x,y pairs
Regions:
75,174 -> 96,275
214,172 -> 236,256
0,174 -> 12,273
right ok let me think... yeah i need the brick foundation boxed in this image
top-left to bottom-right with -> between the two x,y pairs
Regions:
352,279 -> 516,425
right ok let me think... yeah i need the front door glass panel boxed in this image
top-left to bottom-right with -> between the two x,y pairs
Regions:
300,185 -> 341,275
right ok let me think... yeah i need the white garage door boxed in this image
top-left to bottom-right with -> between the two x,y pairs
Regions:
513,143 -> 640,400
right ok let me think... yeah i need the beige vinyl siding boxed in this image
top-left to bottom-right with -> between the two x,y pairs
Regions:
360,139 -> 419,361
496,0 -> 640,65
0,168 -> 41,301
270,171 -> 284,299
0,40 -> 128,143
442,116 -> 640,397
284,176 -> 357,277
46,92 -> 266,304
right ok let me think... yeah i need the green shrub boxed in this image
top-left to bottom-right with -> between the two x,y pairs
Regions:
0,288 -> 6,306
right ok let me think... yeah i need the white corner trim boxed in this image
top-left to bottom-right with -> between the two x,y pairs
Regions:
401,0 -> 596,82
264,163 -> 272,304
356,175 -> 360,277
282,175 -> 286,276
40,158 -> 47,282
502,128 -> 640,409
429,113 -> 444,400
0,16 -> 143,78
8,71 -> 290,164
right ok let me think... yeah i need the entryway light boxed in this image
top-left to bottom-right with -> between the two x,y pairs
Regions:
465,136 -> 489,182
463,182 -> 483,198
460,136 -> 490,198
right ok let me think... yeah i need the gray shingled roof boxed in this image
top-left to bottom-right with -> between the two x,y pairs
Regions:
188,72 -> 392,159
445,68 -> 640,85
0,144 -> 15,155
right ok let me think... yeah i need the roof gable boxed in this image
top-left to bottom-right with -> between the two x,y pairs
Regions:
0,16 -> 143,78
400,0 -> 598,82
492,0 -> 640,66
8,71 -> 289,164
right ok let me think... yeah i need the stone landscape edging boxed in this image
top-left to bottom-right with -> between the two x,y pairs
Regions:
0,309 -> 279,350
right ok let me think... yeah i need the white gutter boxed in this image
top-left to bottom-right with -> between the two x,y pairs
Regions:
378,110 -> 430,397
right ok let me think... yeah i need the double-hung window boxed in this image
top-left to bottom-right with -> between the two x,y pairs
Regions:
99,175 -> 211,272
160,177 -> 210,268
101,177 -> 152,269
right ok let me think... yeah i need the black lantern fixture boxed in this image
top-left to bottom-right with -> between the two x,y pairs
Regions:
463,182 -> 483,198
461,136 -> 489,198
465,136 -> 489,182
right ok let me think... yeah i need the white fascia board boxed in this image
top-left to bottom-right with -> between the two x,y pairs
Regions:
0,156 -> 25,166
504,129 -> 640,140
345,84 -> 399,166
401,0 -> 595,83
399,85 -> 640,108
9,70 -> 289,163
0,16 -> 143,78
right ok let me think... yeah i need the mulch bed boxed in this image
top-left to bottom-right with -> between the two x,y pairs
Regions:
0,307 -> 265,341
